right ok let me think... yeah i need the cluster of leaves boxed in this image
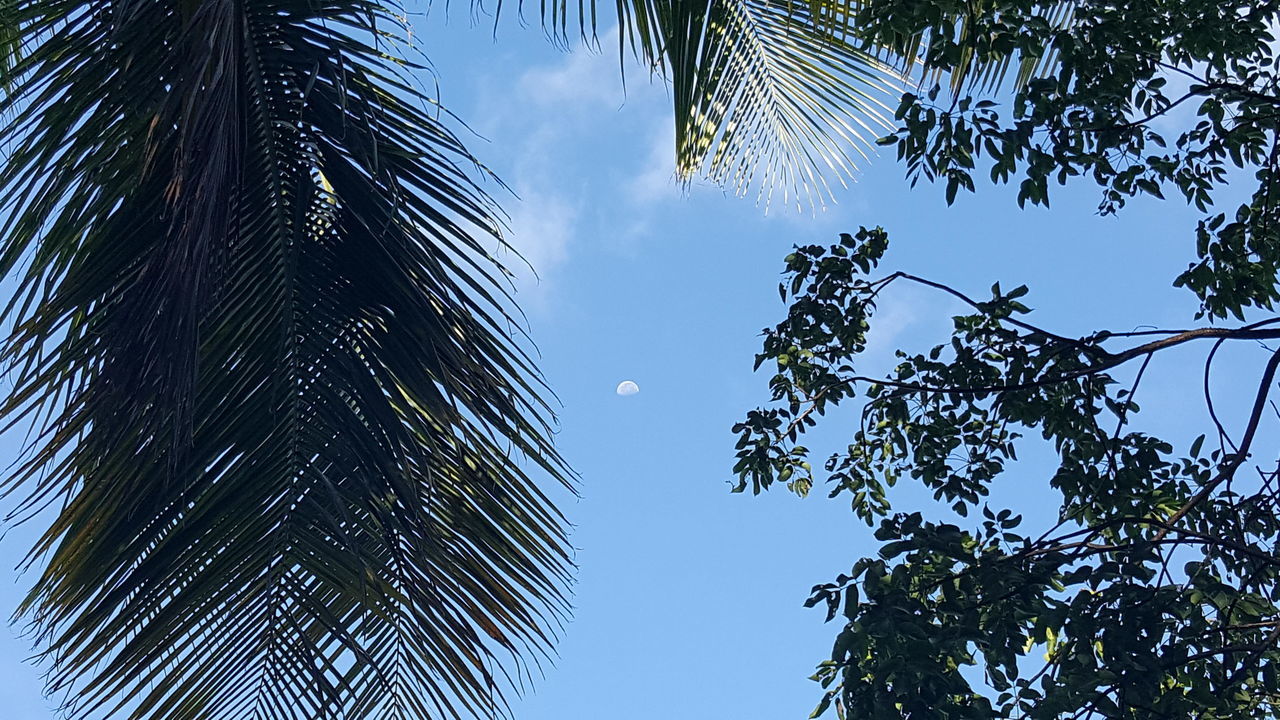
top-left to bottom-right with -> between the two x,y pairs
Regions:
868,0 -> 1280,319
737,231 -> 1280,719
734,2 -> 1280,718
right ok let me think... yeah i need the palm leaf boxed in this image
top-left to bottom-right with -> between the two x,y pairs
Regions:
0,2 -> 572,718
617,0 -> 900,207
656,0 -> 900,207
0,1 -> 17,80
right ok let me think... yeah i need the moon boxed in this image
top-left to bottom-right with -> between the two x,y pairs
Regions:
615,380 -> 640,396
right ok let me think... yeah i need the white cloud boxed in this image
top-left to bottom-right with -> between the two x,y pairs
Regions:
500,187 -> 576,297
462,26 -> 678,307
518,31 -> 624,110
862,295 -> 918,361
626,121 -> 678,205
859,283 -> 944,366
478,37 -> 625,307
852,281 -> 971,375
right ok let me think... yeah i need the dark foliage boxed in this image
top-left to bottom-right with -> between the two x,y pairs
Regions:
0,3 -> 571,718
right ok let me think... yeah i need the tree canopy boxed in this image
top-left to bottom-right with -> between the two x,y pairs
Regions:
735,1 -> 1280,718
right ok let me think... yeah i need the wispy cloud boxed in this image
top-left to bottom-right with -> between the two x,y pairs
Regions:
499,188 -> 576,299
468,28 -> 678,307
454,28 -> 694,310
518,35 -> 624,110
626,121 -> 678,206
468,37 -> 625,307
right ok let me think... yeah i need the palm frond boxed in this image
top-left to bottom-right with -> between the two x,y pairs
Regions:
653,0 -> 901,208
0,2 -> 573,719
540,0 -> 903,206
0,0 -> 19,75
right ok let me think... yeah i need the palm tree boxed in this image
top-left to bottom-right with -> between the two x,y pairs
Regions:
0,1 -> 906,718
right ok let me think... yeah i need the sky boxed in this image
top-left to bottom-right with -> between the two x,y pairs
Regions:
0,9 -> 1268,720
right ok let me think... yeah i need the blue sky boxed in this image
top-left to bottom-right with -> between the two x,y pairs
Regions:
0,10 -> 1266,719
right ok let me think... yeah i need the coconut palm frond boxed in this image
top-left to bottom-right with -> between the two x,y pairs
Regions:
0,2 -> 572,719
0,0 -> 19,75
654,0 -> 901,207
